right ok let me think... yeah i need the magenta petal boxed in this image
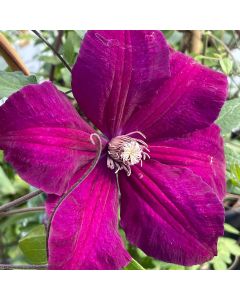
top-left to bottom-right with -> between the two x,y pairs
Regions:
45,163 -> 92,216
48,159 -> 130,270
72,30 -> 170,138
149,124 -> 226,200
119,161 -> 224,266
125,50 -> 228,140
0,82 -> 101,195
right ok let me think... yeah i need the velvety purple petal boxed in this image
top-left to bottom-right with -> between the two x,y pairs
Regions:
0,81 -> 103,195
46,194 -> 59,217
45,162 -> 92,216
72,30 -> 170,138
48,159 -> 130,270
125,50 -> 228,141
119,161 -> 224,266
149,124 -> 226,200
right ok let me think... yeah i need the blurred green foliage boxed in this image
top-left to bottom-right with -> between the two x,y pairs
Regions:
0,30 -> 240,270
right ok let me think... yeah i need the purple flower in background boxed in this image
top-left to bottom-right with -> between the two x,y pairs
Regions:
0,30 -> 228,269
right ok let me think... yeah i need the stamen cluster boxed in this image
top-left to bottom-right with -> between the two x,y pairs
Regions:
107,131 -> 150,176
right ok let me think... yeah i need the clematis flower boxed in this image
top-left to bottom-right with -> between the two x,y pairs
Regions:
0,30 -> 228,269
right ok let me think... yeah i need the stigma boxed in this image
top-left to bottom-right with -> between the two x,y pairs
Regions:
107,131 -> 150,176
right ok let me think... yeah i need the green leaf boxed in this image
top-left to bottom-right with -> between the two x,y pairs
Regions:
0,71 -> 37,98
19,225 -> 47,265
75,30 -> 86,40
124,258 -> 145,270
166,31 -> 183,45
210,237 -> 240,270
222,238 -> 240,256
228,163 -> 240,187
224,142 -> 240,184
61,68 -> 71,87
0,150 -> 3,162
212,258 -> 227,270
39,55 -> 60,65
219,57 -> 233,75
63,32 -> 78,65
224,223 -> 240,235
0,166 -> 15,195
216,98 -> 240,136
225,142 -> 240,166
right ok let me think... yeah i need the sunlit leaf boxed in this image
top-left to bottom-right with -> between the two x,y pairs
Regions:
222,238 -> 240,256
212,258 -> 227,270
211,237 -> 240,270
224,223 -> 240,235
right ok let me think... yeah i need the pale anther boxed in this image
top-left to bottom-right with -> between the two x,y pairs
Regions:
107,131 -> 150,176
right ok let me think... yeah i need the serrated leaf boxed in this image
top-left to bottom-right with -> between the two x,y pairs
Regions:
19,225 -> 47,265
0,71 -> 37,98
124,258 -> 145,270
217,98 -> 240,136
0,166 -> 15,195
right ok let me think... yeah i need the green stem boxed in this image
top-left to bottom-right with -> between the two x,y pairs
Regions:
0,207 -> 45,218
64,89 -> 72,95
124,258 -> 145,270
0,264 -> 48,270
32,30 -> 72,73
206,31 -> 239,69
0,190 -> 43,212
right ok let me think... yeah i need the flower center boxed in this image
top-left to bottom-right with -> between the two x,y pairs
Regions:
107,131 -> 150,176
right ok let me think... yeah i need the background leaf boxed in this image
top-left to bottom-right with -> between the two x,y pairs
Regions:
224,223 -> 240,234
0,71 -> 37,98
219,57 -> 233,75
217,98 -> 240,136
18,225 -> 47,265
63,31 -> 81,65
0,166 -> 15,195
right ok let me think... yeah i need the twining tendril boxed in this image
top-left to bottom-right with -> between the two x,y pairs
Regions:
46,133 -> 103,258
